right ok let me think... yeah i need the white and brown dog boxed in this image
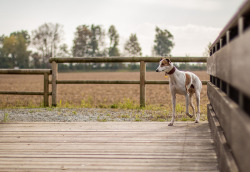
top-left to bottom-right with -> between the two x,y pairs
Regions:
156,58 -> 202,126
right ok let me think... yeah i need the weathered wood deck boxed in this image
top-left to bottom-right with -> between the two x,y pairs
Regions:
0,122 -> 218,171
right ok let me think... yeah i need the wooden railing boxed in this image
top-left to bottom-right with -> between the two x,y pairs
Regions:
0,69 -> 52,107
0,57 -> 208,107
49,56 -> 208,107
207,0 -> 250,172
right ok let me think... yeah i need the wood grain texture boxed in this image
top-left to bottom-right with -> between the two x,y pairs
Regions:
208,82 -> 250,172
0,122 -> 218,171
52,61 -> 58,107
207,28 -> 250,97
49,57 -> 207,63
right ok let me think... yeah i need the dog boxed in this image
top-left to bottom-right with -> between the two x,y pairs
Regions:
156,58 -> 202,126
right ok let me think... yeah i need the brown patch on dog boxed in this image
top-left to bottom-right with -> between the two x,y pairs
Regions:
161,59 -> 170,67
188,84 -> 195,94
185,73 -> 191,87
185,73 -> 195,93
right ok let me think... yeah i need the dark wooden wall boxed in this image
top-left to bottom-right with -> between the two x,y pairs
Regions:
207,1 -> 250,172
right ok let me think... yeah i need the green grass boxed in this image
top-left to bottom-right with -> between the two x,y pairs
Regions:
0,97 -> 208,122
1,113 -> 9,123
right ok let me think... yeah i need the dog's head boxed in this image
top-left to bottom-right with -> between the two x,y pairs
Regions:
156,58 -> 173,72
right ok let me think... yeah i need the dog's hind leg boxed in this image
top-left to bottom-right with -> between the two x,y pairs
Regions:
169,93 -> 176,126
185,94 -> 193,118
189,93 -> 195,118
195,91 -> 201,123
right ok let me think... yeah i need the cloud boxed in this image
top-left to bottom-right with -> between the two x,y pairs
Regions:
168,24 -> 221,56
118,23 -> 221,56
119,0 -> 222,11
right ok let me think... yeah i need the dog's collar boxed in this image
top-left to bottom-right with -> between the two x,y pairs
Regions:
165,66 -> 176,75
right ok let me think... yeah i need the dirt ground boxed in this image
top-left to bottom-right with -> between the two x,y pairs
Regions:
0,71 -> 209,113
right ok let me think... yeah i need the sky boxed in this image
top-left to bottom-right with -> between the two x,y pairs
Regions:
0,0 -> 246,56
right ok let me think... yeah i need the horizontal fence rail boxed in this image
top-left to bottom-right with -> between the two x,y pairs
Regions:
0,69 -> 52,107
0,91 -> 52,95
0,57 -> 208,108
50,57 -> 208,107
50,80 -> 208,85
49,57 -> 207,63
0,69 -> 52,75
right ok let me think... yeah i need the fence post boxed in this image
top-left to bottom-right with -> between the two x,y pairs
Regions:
238,17 -> 244,35
140,61 -> 146,108
52,61 -> 58,106
43,72 -> 49,107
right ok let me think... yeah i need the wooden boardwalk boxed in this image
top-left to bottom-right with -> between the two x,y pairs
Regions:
0,122 -> 218,171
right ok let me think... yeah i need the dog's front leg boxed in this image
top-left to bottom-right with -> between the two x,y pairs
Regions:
169,93 -> 176,126
185,94 -> 193,118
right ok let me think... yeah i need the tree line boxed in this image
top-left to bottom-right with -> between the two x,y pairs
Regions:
0,23 -> 206,71
0,23 -> 176,71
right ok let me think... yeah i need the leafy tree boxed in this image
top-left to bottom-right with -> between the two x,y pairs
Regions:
124,33 -> 142,57
108,25 -> 120,56
0,35 -> 12,68
11,30 -> 30,45
153,27 -> 174,56
57,44 -> 71,57
72,24 -> 106,58
89,25 -> 106,57
0,31 -> 31,68
31,23 -> 63,67
72,25 -> 92,57
15,33 -> 31,68
31,53 -> 42,68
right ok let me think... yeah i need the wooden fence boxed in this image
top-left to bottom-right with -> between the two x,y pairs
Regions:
0,69 -> 52,107
207,0 -> 250,172
49,57 -> 207,107
0,57 -> 207,107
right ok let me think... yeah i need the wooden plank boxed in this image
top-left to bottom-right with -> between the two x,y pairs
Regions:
208,28 -> 250,97
0,167 -> 219,172
0,162 -> 218,169
0,69 -> 52,74
0,122 -> 210,131
56,80 -> 140,84
0,91 -> 44,95
43,73 -> 49,107
207,104 -> 239,172
207,82 -> 232,143
50,80 -> 208,85
0,122 -> 218,171
51,61 -> 58,106
140,61 -> 146,107
0,157 -> 218,163
207,82 -> 250,172
49,57 -> 207,63
0,131 -> 212,136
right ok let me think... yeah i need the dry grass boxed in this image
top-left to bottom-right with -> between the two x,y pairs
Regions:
0,71 -> 209,118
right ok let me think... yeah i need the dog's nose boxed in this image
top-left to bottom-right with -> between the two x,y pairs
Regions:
156,69 -> 159,72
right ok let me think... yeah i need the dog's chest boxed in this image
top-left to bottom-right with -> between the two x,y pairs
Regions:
169,75 -> 186,95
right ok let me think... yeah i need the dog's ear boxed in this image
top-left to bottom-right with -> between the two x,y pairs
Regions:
166,58 -> 171,63
160,57 -> 165,61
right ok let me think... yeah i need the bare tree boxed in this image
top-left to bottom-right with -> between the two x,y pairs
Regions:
31,23 -> 63,67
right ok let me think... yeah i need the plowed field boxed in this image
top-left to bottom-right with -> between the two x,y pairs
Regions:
0,71 -> 209,113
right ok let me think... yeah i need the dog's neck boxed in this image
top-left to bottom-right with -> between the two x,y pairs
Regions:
165,66 -> 176,75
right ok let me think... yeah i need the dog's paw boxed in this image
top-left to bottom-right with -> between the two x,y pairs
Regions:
195,120 -> 199,123
186,113 -> 193,118
168,123 -> 174,126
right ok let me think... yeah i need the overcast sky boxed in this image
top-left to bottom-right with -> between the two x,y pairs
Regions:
0,0 -> 246,56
